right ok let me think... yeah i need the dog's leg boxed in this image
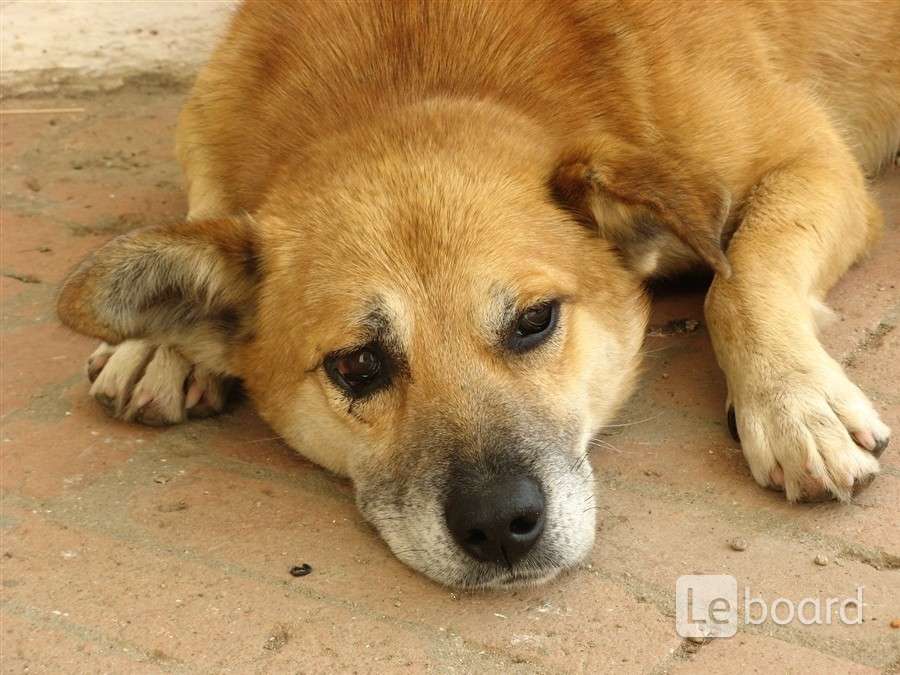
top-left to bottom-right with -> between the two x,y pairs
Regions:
80,96 -> 243,426
80,121 -> 237,425
705,127 -> 891,502
176,101 -> 235,222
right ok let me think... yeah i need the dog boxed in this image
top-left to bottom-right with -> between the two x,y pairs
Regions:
57,0 -> 898,589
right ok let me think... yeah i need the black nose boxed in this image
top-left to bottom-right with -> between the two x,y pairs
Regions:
445,476 -> 545,566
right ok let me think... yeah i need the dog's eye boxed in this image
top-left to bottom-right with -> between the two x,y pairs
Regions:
509,300 -> 558,351
325,344 -> 390,397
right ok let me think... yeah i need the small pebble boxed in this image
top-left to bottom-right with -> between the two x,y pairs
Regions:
814,554 -> 829,566
890,618 -> 900,629
289,563 -> 312,577
729,537 -> 748,552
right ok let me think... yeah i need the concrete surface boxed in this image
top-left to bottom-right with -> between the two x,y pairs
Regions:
1,4 -> 899,672
1,87 -> 898,673
1,1 -> 237,97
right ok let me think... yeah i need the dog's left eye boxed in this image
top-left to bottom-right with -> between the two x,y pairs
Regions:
508,300 -> 559,351
325,344 -> 390,397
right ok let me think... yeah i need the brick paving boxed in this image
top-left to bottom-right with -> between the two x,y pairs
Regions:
2,88 -> 898,673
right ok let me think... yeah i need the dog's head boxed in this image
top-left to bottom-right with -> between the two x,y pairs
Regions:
59,103 -> 729,588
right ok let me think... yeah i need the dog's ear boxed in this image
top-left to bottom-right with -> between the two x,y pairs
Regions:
57,217 -> 260,375
551,139 -> 732,278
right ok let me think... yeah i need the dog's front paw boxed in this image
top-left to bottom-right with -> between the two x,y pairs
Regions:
87,340 -> 231,426
727,353 -> 890,502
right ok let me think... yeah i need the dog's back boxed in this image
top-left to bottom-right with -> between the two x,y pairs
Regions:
750,0 -> 900,172
178,0 -> 899,219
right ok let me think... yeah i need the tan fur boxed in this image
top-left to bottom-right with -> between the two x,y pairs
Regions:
58,0 -> 897,586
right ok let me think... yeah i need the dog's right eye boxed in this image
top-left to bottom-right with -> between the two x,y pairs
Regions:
507,300 -> 559,352
325,344 -> 390,397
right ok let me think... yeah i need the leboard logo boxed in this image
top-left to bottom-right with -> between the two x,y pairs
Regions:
675,575 -> 864,638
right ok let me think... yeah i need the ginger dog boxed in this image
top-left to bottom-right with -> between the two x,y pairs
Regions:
58,1 -> 897,588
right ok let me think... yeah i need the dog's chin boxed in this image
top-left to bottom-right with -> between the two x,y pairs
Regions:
400,557 -> 569,591
374,526 -> 594,590
390,541 -> 590,591
464,566 -> 564,590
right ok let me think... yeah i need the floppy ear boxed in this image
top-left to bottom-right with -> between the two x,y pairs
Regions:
57,217 -> 260,375
551,139 -> 732,278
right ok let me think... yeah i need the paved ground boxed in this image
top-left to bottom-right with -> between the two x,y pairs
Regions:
1,84 -> 899,672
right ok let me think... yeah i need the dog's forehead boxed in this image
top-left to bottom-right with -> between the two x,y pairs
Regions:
290,213 -> 568,296
322,278 -> 518,352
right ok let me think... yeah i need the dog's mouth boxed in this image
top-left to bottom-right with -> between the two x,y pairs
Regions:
441,536 -> 575,588
441,559 -> 566,590
488,567 -> 563,589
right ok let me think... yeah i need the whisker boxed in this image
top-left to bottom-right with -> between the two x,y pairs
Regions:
589,438 -> 623,454
569,450 -> 590,473
638,345 -> 674,356
598,412 -> 663,429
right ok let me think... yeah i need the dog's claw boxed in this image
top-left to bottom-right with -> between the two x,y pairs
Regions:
851,427 -> 891,457
727,406 -> 740,443
86,342 -> 116,383
95,392 -> 115,413
872,433 -> 890,457
768,463 -> 784,490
